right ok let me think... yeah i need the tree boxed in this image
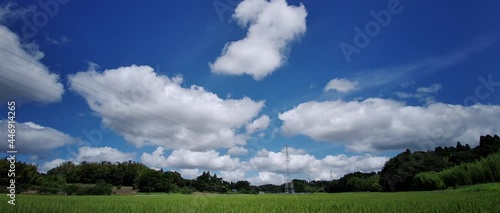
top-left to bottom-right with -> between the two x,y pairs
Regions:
235,180 -> 251,192
379,150 -> 451,192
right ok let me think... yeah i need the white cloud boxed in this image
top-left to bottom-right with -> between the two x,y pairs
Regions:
210,0 -> 307,80
39,146 -> 135,173
0,120 -> 78,155
73,146 -> 135,163
227,146 -> 249,156
246,115 -> 270,134
248,148 -> 388,182
416,83 -> 442,94
281,146 -> 306,155
68,64 -> 264,150
320,154 -> 389,178
165,149 -> 242,171
141,147 -> 242,171
40,158 -> 67,173
220,169 -> 246,182
0,25 -> 64,103
250,148 -> 316,174
247,171 -> 286,185
142,145 -> 389,184
179,169 -> 201,179
394,91 -> 414,99
279,98 -> 500,152
140,146 -> 169,168
324,78 -> 359,93
395,84 -> 442,104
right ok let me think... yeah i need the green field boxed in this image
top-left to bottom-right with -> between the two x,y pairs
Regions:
2,184 -> 500,213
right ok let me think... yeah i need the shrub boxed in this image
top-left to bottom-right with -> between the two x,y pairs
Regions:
181,186 -> 194,195
412,172 -> 445,191
62,184 -> 81,195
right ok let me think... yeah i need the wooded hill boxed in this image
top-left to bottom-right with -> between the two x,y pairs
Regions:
1,135 -> 498,195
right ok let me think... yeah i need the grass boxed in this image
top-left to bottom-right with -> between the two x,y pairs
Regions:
451,182 -> 500,192
1,183 -> 499,213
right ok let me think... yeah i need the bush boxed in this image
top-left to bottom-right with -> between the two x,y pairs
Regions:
63,183 -> 113,196
36,185 -> 61,194
181,186 -> 194,195
92,182 -> 113,195
412,172 -> 445,191
62,184 -> 81,195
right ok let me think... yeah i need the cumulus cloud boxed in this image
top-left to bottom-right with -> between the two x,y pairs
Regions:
324,78 -> 359,93
250,148 -> 316,174
248,148 -> 388,182
165,149 -> 242,171
246,115 -> 270,134
40,146 -> 135,173
179,169 -> 201,179
210,0 -> 307,80
140,146 -> 169,168
227,146 -> 249,156
279,98 -> 500,152
141,147 -> 242,171
72,146 -> 135,163
68,64 -> 264,150
0,120 -> 78,155
139,145 -> 388,184
220,169 -> 246,182
0,25 -> 64,103
247,171 -> 286,185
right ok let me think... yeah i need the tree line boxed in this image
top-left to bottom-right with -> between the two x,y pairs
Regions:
0,135 -> 498,195
324,134 -> 500,193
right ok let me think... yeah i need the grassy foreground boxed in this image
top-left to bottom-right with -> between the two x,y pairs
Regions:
1,184 -> 499,213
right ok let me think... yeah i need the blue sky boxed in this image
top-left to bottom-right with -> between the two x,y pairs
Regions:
0,0 -> 499,185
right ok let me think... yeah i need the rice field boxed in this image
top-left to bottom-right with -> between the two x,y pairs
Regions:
1,186 -> 499,213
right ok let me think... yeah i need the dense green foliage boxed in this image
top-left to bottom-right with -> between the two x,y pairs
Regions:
379,135 -> 500,191
414,152 -> 500,190
48,161 -> 149,186
1,186 -> 499,212
326,172 -> 382,193
0,160 -> 38,193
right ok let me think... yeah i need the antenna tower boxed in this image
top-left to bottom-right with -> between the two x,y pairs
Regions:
284,145 -> 294,194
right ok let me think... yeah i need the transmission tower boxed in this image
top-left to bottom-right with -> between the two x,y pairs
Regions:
284,145 -> 294,194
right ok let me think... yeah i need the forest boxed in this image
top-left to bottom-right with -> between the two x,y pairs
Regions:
1,135 -> 499,195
